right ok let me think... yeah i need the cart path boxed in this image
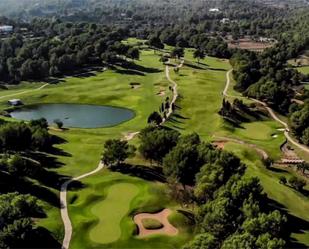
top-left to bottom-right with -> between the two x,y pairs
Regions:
60,59 -> 183,249
224,69 -> 309,154
0,83 -> 49,100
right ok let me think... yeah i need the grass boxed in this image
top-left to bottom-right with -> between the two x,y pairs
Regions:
0,48 -> 192,247
223,142 -> 309,247
297,65 -> 309,75
168,50 -> 284,159
167,49 -> 309,247
1,40 -> 309,248
89,182 -> 139,244
68,170 -> 192,248
141,219 -> 164,230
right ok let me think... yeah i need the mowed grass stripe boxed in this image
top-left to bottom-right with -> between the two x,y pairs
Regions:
89,183 -> 139,244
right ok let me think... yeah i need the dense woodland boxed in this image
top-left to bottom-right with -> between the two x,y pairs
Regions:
102,126 -> 289,249
0,0 -> 309,248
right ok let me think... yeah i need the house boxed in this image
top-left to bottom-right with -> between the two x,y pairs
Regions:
8,99 -> 23,106
221,18 -> 230,24
209,8 -> 220,12
0,25 -> 13,33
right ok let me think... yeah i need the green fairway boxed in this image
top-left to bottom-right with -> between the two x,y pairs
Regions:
90,183 -> 139,244
67,171 -> 192,248
168,50 -> 284,159
1,40 -> 309,248
293,65 -> 309,75
224,142 -> 309,247
167,49 -> 309,247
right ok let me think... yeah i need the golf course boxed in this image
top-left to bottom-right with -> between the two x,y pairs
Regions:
0,39 -> 309,248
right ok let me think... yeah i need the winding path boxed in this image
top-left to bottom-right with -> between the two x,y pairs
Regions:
224,70 -> 309,154
161,59 -> 184,123
0,83 -> 49,100
60,59 -> 182,249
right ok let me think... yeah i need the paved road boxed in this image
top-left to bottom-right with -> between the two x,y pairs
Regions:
224,69 -> 309,154
60,60 -> 182,249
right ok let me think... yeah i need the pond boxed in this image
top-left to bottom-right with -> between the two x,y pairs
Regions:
10,103 -> 135,128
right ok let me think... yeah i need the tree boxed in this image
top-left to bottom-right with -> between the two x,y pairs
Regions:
147,111 -> 162,125
193,49 -> 206,64
102,139 -> 136,166
163,133 -> 203,186
182,233 -> 218,249
127,47 -> 140,61
296,162 -> 309,174
149,36 -> 164,53
171,47 -> 184,60
7,155 -> 39,178
53,119 -> 63,129
138,127 -> 180,164
279,176 -> 287,185
289,176 -> 306,191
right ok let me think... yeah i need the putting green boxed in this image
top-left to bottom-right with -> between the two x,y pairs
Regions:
89,183 -> 139,244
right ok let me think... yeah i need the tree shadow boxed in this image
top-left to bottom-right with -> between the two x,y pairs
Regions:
173,113 -> 190,120
28,227 -> 61,249
110,164 -> 166,182
208,67 -> 227,72
26,152 -> 64,169
114,68 -> 145,76
269,167 -> 289,174
267,198 -> 309,249
122,61 -> 163,74
183,62 -> 206,70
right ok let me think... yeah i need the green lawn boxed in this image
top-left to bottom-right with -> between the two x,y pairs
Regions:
0,48 -> 193,248
297,66 -> 309,75
169,50 -> 309,247
224,142 -> 309,248
68,170 -> 192,248
1,42 -> 309,248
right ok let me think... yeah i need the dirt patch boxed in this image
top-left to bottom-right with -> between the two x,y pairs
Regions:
213,141 -> 226,149
227,38 -> 275,52
157,90 -> 166,96
130,82 -> 141,89
134,208 -> 178,237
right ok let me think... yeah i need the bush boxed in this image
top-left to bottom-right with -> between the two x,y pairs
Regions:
279,176 -> 287,185
289,176 -> 306,191
53,119 -> 63,129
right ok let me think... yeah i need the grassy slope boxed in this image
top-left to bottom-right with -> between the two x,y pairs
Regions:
1,41 -> 309,248
68,170 -> 192,249
0,48 -> 192,248
169,50 -> 309,247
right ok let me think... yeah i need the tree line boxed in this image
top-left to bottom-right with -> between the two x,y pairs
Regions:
0,19 -> 140,84
102,126 -> 290,248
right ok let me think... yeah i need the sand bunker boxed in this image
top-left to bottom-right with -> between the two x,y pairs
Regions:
213,141 -> 226,149
134,208 -> 178,237
157,90 -> 166,96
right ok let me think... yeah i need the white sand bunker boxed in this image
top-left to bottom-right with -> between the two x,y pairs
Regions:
134,208 -> 178,237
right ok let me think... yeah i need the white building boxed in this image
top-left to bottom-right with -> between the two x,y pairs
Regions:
0,25 -> 13,33
8,99 -> 23,106
209,8 -> 220,12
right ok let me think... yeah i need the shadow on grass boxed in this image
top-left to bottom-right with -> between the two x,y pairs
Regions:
110,164 -> 166,182
208,67 -> 227,72
183,62 -> 206,70
28,227 -> 61,249
268,198 -> 309,249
